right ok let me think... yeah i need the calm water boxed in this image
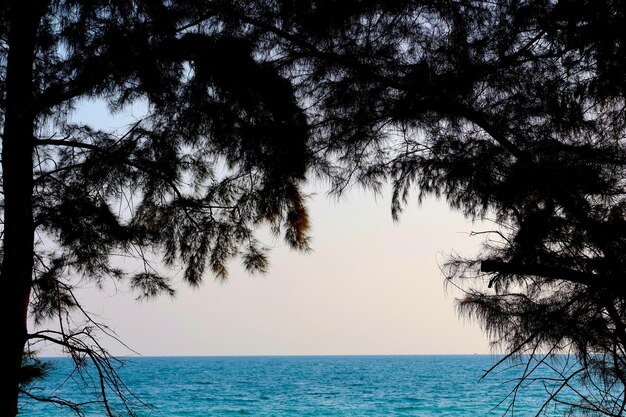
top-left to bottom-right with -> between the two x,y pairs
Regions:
21,355 -> 584,416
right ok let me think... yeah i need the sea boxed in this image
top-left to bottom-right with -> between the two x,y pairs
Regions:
21,355 -> 587,416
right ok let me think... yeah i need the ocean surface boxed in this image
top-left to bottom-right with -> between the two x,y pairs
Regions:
21,355 -> 585,416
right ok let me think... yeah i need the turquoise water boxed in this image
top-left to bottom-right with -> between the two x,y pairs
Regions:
21,355 -> 584,416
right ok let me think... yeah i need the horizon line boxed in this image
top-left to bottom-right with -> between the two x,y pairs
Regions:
39,352 -> 510,359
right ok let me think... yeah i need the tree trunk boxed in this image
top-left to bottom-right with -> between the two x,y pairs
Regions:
0,2 -> 43,416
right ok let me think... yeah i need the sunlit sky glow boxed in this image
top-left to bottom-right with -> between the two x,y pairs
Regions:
38,100 -> 491,356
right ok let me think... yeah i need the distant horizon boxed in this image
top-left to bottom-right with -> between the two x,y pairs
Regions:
39,352 -> 508,359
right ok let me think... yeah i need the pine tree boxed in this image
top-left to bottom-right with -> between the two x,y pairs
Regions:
5,1 -> 626,415
262,0 -> 626,414
1,2 -> 310,415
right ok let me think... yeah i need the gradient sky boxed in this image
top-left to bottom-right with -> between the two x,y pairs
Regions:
39,100 -> 492,356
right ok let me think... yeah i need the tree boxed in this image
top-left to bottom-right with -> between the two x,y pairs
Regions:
5,1 -> 626,416
248,0 -> 626,415
1,1 -> 311,416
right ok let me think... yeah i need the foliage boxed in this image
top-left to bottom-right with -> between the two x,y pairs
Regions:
249,0 -> 626,415
4,0 -> 626,416
1,1 -> 311,415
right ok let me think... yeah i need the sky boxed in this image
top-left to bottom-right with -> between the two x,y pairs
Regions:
38,100 -> 492,356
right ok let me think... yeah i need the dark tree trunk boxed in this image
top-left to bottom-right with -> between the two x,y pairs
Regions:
0,2 -> 43,416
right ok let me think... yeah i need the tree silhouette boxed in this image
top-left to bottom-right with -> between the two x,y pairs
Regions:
1,2 -> 310,416
260,0 -> 626,415
4,1 -> 626,416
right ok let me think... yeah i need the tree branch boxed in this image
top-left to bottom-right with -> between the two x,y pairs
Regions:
480,259 -> 599,288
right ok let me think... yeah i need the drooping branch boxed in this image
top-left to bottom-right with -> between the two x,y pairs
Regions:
480,259 -> 601,289
26,329 -> 149,417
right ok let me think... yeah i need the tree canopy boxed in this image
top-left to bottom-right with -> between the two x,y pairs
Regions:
2,0 -> 626,416
267,0 -> 626,414
1,1 -> 311,415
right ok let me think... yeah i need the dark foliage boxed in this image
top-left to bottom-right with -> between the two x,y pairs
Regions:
4,1 -> 626,416
1,1 -> 312,415
243,0 -> 626,415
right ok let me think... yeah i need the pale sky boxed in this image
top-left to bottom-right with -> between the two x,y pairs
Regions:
38,101 -> 492,356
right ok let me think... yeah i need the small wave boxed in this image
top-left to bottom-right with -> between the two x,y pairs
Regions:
402,396 -> 422,403
195,381 -> 214,385
395,406 -> 418,411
